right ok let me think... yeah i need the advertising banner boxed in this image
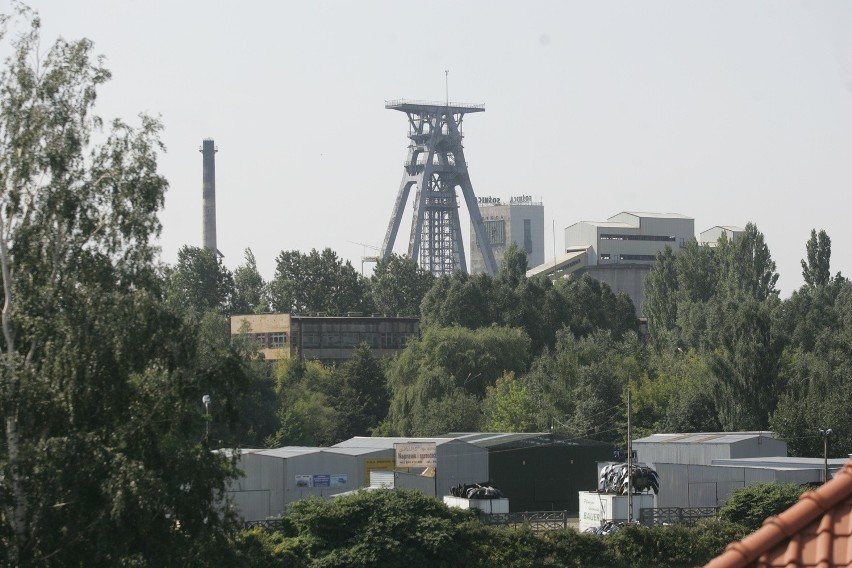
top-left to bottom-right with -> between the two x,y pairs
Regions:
312,474 -> 331,488
295,474 -> 312,488
394,442 -> 437,468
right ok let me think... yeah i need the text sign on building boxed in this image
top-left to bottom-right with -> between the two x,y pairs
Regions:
394,442 -> 437,468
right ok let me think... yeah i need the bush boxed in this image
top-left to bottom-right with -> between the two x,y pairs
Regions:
718,483 -> 806,531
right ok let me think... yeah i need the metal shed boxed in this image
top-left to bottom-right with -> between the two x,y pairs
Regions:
445,432 -> 613,513
332,436 -> 488,497
226,445 -> 394,521
633,432 -> 787,466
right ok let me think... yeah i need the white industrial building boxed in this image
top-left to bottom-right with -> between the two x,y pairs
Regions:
699,225 -> 745,247
527,212 -> 694,316
470,196 -> 545,274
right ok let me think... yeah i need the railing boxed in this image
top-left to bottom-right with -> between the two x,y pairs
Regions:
481,511 -> 570,533
385,99 -> 485,110
243,519 -> 289,531
638,506 -> 719,526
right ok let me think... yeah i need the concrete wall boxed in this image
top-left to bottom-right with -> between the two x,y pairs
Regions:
471,202 -> 545,274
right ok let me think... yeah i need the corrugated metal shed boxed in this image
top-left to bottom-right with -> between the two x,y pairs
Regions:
331,437 -> 488,498
633,431 -> 787,466
443,432 -> 613,512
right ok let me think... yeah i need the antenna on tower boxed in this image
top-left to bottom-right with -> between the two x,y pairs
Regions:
444,70 -> 449,106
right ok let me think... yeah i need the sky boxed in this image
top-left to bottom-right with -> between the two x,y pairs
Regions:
23,0 -> 852,296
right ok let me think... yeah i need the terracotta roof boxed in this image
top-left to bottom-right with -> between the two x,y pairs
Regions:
705,459 -> 852,568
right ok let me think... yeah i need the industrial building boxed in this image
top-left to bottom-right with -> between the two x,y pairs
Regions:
469,196 -> 545,274
699,225 -> 745,247
528,211 -> 695,316
630,432 -> 845,509
225,446 -> 396,522
331,437 -> 488,498
445,432 -> 613,513
227,436 -> 489,522
230,313 -> 419,363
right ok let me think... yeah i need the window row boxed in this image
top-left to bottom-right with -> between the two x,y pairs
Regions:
599,234 -> 675,242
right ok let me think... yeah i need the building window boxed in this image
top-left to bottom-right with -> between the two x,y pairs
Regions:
484,219 -> 505,246
524,219 -> 533,254
619,254 -> 657,261
269,332 -> 287,348
600,253 -> 611,260
254,333 -> 267,349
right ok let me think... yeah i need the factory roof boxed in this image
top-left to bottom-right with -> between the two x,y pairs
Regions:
613,211 -> 693,220
332,437 -> 460,449
444,432 -> 610,449
634,432 -> 778,446
705,459 -> 852,568
711,457 -> 849,470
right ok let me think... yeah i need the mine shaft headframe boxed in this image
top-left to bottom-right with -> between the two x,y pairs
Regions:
379,99 -> 497,276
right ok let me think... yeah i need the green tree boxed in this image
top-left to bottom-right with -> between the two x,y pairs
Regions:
233,247 -> 268,314
369,254 -> 434,316
269,248 -> 371,315
643,246 -> 679,348
801,228 -> 834,288
165,245 -> 236,316
384,326 -> 531,436
0,10 -> 245,564
334,343 -> 389,440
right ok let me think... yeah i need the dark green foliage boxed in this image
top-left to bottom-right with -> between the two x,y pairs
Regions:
801,228 -> 834,288
384,326 -> 532,436
233,247 -> 269,314
232,489 -> 748,568
719,483 -> 806,531
334,343 -> 389,440
269,248 -> 372,315
0,9 -> 248,564
165,245 -> 237,316
283,489 -> 479,567
369,254 -> 434,316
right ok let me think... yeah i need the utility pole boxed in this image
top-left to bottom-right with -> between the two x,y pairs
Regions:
627,388 -> 633,523
819,428 -> 833,483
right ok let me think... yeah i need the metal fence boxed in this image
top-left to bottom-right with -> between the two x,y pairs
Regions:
481,511 -> 570,532
243,519 -> 289,532
638,507 -> 719,526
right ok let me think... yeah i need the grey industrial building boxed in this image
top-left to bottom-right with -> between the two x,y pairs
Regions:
445,432 -> 613,513
470,196 -> 545,274
630,432 -> 846,510
528,211 -> 695,316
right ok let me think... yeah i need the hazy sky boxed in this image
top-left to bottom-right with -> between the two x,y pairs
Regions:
24,0 -> 852,295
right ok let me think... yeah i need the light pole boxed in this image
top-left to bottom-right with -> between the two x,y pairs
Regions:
819,428 -> 833,483
203,394 -> 211,441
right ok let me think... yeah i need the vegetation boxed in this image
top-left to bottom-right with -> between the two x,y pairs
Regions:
231,489 -> 751,567
719,483 -> 807,531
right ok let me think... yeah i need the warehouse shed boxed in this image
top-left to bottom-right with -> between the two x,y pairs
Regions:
332,437 -> 488,497
445,432 -> 613,513
633,432 -> 787,466
226,445 -> 394,521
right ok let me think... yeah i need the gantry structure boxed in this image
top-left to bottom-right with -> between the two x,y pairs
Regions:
380,99 -> 498,276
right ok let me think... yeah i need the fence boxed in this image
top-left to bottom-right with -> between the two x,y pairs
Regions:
243,519 -> 289,531
638,506 -> 719,526
481,511 -> 570,533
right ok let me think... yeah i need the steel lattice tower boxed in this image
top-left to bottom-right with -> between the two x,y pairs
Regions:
381,100 -> 497,276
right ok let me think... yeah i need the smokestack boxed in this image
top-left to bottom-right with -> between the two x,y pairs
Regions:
200,138 -> 218,254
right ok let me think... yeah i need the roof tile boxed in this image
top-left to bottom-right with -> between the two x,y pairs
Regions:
705,459 -> 852,568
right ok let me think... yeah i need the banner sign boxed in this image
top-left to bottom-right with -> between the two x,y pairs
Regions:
394,442 -> 437,468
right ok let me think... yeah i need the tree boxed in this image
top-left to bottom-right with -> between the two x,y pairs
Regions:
334,343 -> 389,440
165,245 -> 236,316
269,248 -> 371,315
369,254 -> 434,316
384,326 -> 531,436
801,228 -> 834,288
719,483 -> 806,531
0,10 -> 245,564
233,247 -> 268,314
643,246 -> 679,348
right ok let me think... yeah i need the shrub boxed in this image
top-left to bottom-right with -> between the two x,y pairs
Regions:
718,483 -> 806,531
